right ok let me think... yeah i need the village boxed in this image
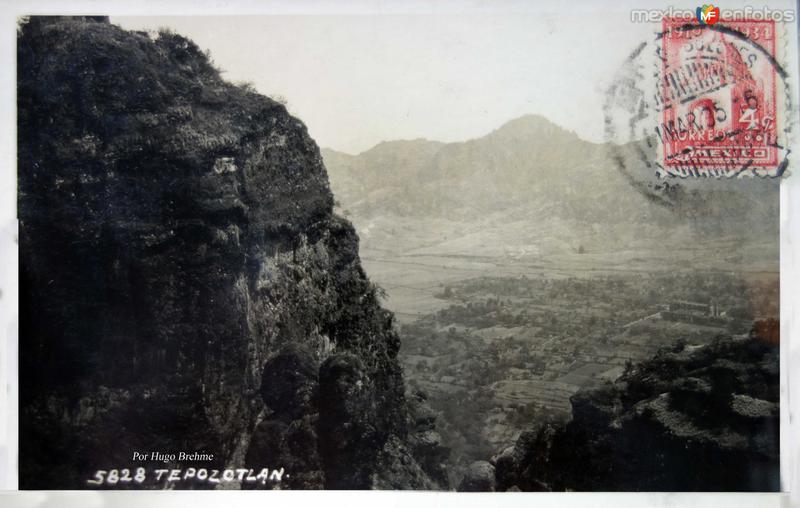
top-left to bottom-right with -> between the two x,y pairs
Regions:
399,271 -> 778,473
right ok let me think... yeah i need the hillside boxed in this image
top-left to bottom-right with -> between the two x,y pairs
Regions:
18,17 -> 447,490
323,115 -> 779,260
321,105 -> 781,492
493,332 -> 780,491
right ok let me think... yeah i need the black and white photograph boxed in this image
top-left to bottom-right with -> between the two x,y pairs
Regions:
2,0 -> 800,505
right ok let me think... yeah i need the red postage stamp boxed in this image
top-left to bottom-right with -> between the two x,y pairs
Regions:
659,18 -> 779,175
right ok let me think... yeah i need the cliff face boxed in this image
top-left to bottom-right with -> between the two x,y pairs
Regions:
494,333 -> 780,492
18,17 -> 445,489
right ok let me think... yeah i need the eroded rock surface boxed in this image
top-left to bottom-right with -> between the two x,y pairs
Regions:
495,335 -> 780,492
18,16 -> 444,490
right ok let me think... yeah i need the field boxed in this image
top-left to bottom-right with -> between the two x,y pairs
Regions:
357,237 -> 778,480
343,210 -> 780,481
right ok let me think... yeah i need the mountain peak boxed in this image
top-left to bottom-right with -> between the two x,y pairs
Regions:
487,114 -> 582,142
323,115 -> 583,157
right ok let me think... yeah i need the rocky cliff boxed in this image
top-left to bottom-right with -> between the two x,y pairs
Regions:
18,17 -> 446,489
493,332 -> 780,492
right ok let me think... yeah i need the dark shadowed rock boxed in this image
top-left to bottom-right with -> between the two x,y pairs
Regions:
316,354 -> 381,489
260,344 -> 318,421
495,335 -> 780,492
458,461 -> 495,492
18,16 -> 442,490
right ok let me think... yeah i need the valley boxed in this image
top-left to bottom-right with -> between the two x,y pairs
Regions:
321,113 -> 780,484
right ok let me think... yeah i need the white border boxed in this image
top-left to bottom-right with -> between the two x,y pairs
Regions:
0,2 -> 797,508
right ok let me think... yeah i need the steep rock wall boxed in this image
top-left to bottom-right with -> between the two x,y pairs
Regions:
18,17 -> 445,490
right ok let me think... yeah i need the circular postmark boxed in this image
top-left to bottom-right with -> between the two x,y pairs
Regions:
603,17 -> 793,204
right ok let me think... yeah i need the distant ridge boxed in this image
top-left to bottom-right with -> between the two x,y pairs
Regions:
322,114 -> 779,242
323,114 -> 585,157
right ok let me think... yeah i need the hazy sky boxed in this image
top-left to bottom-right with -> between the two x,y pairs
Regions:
112,0 -> 793,153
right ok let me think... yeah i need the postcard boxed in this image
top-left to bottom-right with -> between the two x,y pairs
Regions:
5,0 -> 799,502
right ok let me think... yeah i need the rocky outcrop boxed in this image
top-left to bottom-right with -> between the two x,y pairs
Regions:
18,17 -> 443,489
405,391 -> 451,487
457,461 -> 495,492
495,335 -> 780,492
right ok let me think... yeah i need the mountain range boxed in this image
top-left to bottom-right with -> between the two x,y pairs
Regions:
322,115 -> 779,260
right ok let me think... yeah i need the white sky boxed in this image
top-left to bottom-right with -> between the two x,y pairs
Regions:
113,8 -> 650,153
112,0 -> 793,153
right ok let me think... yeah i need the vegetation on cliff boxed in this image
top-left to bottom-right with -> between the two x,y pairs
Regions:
494,332 -> 779,491
18,16 -> 446,489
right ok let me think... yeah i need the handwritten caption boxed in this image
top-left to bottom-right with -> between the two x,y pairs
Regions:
86,467 -> 286,486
